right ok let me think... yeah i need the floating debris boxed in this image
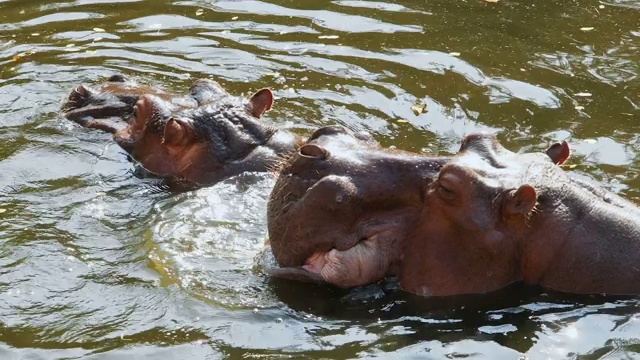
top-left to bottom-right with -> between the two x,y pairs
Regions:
12,50 -> 36,62
575,105 -> 585,110
195,9 -> 204,16
397,119 -> 409,123
93,27 -> 105,33
580,27 -> 594,31
232,16 -> 238,20
411,102 -> 427,115
575,92 -> 592,97
318,35 -> 339,39
0,209 -> 6,214
486,0 -> 499,2
449,52 -> 461,56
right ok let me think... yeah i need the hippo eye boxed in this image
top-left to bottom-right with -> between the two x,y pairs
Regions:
437,182 -> 455,199
436,177 -> 457,202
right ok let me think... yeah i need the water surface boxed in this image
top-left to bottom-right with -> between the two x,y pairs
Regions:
1,0 -> 639,358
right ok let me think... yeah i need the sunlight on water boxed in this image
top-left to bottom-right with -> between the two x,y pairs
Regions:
0,0 -> 638,358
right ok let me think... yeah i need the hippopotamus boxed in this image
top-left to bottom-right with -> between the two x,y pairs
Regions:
62,75 -> 299,185
266,125 -> 451,287
265,127 -> 639,297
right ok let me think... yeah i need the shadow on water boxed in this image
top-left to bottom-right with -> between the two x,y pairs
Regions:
0,0 -> 639,358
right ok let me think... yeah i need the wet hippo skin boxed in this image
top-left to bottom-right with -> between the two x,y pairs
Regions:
402,133 -> 640,296
62,75 -> 300,186
265,129 -> 639,296
265,125 -> 452,287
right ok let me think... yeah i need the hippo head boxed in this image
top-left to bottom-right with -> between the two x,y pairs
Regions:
62,75 -> 167,121
266,126 -> 450,287
400,133 -> 571,296
113,82 -> 274,184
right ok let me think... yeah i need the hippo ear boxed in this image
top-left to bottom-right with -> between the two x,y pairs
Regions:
504,184 -> 537,217
545,141 -> 570,165
75,85 -> 92,97
163,118 -> 195,146
246,88 -> 273,118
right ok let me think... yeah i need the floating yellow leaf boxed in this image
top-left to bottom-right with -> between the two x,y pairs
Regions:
13,50 -> 36,62
411,103 -> 427,116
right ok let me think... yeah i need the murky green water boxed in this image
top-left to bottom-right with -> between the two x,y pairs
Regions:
0,0 -> 639,358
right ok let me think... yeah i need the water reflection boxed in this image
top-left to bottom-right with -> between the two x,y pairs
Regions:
0,0 -> 639,358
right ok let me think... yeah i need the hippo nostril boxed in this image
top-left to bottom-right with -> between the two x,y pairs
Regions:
298,144 -> 328,159
308,125 -> 349,141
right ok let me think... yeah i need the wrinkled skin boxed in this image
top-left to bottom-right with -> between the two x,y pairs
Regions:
403,133 -> 640,296
63,75 -> 299,185
266,130 -> 572,290
266,125 -> 451,287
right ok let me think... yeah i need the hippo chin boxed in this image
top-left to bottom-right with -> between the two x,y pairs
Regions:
266,129 -> 601,295
62,75 -> 299,186
266,125 -> 451,287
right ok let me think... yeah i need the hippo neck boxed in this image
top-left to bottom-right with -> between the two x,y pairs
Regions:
521,178 -> 640,294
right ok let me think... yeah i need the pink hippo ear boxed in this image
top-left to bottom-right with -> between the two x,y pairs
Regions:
546,141 -> 570,165
163,118 -> 196,146
246,88 -> 273,118
504,184 -> 537,217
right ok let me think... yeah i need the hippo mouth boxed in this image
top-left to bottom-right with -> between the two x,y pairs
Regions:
262,225 -> 399,287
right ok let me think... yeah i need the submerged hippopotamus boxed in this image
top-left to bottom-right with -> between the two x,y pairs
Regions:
267,125 -> 451,287
63,75 -> 299,185
265,127 -> 640,297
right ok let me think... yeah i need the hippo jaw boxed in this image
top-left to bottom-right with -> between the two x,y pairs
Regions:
265,125 -> 448,288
